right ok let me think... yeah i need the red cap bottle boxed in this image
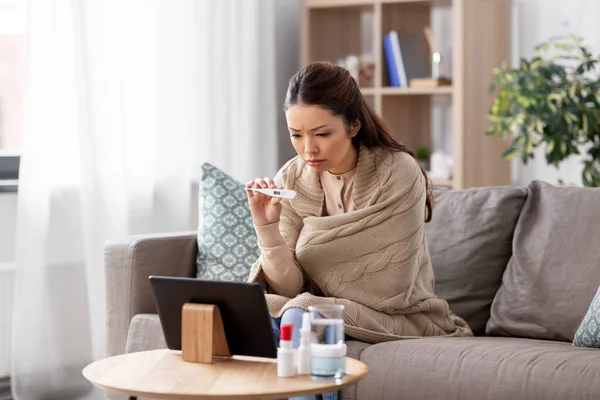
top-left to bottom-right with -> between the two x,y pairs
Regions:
277,323 -> 295,377
280,324 -> 293,349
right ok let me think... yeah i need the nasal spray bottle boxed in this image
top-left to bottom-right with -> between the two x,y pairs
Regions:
277,324 -> 295,377
297,313 -> 311,375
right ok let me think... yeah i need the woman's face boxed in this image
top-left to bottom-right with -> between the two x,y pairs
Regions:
285,104 -> 360,174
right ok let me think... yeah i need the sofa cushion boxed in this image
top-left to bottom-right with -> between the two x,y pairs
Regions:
196,163 -> 260,281
125,314 -> 166,353
573,285 -> 600,348
357,337 -> 600,400
425,186 -> 527,335
486,181 -> 600,341
341,341 -> 372,400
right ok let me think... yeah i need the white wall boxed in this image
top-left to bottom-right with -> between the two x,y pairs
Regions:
0,193 -> 16,264
512,0 -> 600,186
0,193 -> 16,378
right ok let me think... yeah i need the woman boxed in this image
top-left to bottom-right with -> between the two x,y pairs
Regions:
246,61 -> 472,380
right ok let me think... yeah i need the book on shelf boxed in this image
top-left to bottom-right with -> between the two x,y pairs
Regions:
383,30 -> 430,88
382,34 -> 400,87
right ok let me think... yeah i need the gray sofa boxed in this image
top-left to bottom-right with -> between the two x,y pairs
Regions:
105,180 -> 600,399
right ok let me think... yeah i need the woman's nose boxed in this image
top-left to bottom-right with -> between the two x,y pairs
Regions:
305,139 -> 318,155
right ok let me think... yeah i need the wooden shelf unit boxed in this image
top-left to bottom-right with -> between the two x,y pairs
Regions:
301,0 -> 512,189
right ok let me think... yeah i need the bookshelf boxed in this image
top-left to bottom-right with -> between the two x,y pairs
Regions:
301,0 -> 513,189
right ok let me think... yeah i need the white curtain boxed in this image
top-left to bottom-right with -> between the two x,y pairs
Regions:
10,0 -> 277,398
196,0 -> 278,180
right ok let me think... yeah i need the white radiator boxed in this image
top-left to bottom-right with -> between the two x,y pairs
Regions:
0,264 -> 14,378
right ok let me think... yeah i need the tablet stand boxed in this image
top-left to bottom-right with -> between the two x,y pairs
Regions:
181,303 -> 231,363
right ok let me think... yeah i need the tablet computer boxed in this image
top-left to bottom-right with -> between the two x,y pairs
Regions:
149,275 -> 277,359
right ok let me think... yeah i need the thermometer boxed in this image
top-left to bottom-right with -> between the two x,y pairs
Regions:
247,188 -> 297,200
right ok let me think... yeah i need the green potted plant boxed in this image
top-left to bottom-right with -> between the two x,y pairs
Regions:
416,145 -> 431,171
486,35 -> 600,187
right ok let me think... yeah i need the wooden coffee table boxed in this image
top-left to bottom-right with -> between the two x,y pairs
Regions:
82,349 -> 368,399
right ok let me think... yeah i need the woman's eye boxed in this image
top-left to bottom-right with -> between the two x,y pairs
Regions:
290,134 -> 301,138
316,133 -> 330,137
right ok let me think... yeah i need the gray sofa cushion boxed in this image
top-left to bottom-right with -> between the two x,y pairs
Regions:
357,337 -> 600,400
425,186 -> 528,334
487,181 -> 600,341
340,341 -> 372,400
125,314 -> 166,353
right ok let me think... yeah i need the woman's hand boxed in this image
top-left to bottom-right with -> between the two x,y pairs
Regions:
246,177 -> 284,226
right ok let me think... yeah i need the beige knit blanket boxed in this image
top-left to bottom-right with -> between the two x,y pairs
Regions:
249,147 -> 472,343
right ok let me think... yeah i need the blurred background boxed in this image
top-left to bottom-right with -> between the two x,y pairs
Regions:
0,0 -> 598,399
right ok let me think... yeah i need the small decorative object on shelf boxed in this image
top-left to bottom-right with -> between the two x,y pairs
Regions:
416,146 -> 431,172
410,26 -> 452,88
429,151 -> 453,181
432,51 -> 442,79
359,53 -> 375,87
342,54 -> 360,82
338,53 -> 375,87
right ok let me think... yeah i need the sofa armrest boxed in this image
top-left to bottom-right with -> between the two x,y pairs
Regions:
105,231 -> 197,357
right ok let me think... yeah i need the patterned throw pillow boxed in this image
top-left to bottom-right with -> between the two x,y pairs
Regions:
573,286 -> 600,348
196,163 -> 260,281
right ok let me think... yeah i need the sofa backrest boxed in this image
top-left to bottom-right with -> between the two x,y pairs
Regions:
425,185 -> 528,335
486,180 -> 600,342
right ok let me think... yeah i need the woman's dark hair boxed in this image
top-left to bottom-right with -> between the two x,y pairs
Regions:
284,61 -> 433,222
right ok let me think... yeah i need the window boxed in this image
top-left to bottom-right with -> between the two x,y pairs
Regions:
0,1 -> 25,192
